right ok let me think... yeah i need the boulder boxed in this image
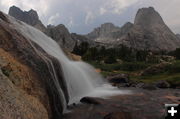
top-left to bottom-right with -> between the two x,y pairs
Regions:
107,74 -> 129,84
141,84 -> 157,90
155,80 -> 170,88
135,83 -> 157,90
80,97 -> 102,105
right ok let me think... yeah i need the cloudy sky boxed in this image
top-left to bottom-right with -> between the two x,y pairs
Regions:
0,0 -> 180,34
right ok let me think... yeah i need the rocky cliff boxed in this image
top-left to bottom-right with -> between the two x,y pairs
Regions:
0,11 -> 68,119
86,7 -> 180,51
46,24 -> 76,51
8,6 -> 46,32
125,7 -> 180,51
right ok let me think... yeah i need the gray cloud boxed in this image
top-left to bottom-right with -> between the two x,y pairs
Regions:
0,0 -> 180,34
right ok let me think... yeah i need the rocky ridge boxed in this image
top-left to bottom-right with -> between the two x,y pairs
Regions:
8,6 -> 46,32
8,6 -> 92,52
86,7 -> 180,51
46,24 -> 76,51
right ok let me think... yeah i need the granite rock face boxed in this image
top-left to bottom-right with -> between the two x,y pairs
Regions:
8,6 -> 46,32
86,7 -> 180,51
125,7 -> 180,51
86,23 -> 121,40
46,24 -> 76,51
86,23 -> 121,44
0,11 -> 69,119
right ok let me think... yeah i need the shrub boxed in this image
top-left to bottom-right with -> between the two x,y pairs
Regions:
166,76 -> 180,88
166,60 -> 180,73
82,47 -> 99,61
104,55 -> 117,64
72,42 -> 89,56
173,48 -> 180,59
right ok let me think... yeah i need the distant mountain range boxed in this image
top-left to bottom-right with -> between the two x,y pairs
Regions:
8,6 -> 180,51
86,7 -> 180,51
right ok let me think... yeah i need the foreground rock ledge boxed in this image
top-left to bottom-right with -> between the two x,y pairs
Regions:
64,88 -> 180,119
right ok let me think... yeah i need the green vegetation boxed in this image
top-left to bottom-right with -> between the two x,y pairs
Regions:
166,60 -> 180,73
72,42 -> 180,87
73,42 -> 149,63
88,61 -> 150,72
72,42 -> 89,56
169,48 -> 180,60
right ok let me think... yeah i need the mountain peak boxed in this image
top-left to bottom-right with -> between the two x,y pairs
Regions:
134,7 -> 164,26
8,6 -> 46,32
9,6 -> 39,26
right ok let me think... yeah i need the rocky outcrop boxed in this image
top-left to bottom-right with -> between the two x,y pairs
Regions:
122,7 -> 180,51
86,23 -> 121,41
0,49 -> 49,119
46,24 -> 76,51
86,23 -> 121,45
86,7 -> 180,51
0,11 -> 68,118
107,74 -> 129,84
8,6 -> 46,32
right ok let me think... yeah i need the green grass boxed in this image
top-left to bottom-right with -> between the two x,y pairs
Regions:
101,70 -> 131,77
88,60 -> 180,87
88,61 -> 150,72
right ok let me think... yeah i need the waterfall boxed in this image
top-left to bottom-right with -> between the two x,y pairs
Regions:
9,16 -> 131,113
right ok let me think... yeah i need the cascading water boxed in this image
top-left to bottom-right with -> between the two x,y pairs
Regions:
9,16 -> 131,112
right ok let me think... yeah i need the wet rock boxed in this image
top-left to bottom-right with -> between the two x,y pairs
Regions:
104,112 -> 132,119
0,12 -> 69,118
80,97 -> 102,105
64,89 -> 179,119
142,84 -> 157,90
117,83 -> 131,88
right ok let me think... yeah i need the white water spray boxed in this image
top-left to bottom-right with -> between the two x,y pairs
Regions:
9,16 -> 131,111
